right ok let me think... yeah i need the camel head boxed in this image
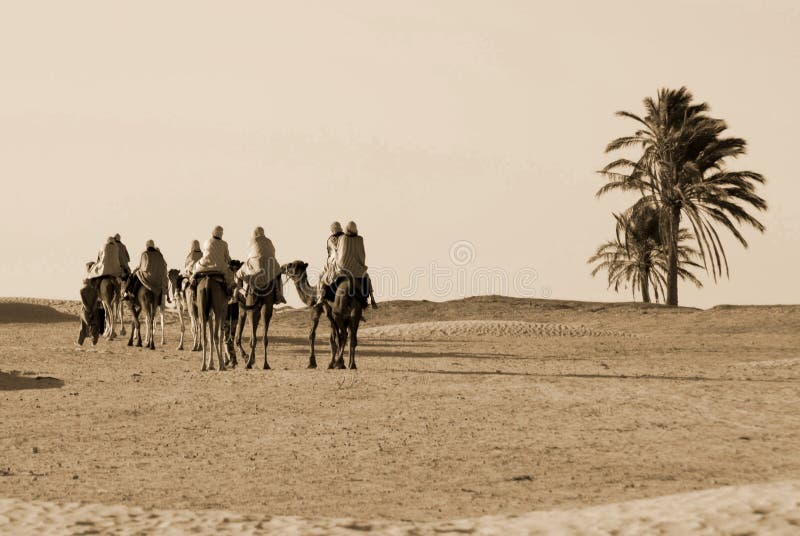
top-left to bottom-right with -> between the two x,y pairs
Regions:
167,268 -> 181,300
281,260 -> 309,282
229,259 -> 244,272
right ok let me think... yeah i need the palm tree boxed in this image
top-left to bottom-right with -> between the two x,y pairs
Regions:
589,203 -> 703,303
598,87 -> 767,305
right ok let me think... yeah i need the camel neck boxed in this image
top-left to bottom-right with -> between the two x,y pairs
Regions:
293,273 -> 317,306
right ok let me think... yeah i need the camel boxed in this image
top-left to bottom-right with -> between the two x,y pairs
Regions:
168,269 -> 200,351
124,275 -> 167,347
95,276 -> 120,340
222,260 -> 244,367
124,277 -> 160,350
127,304 -> 166,347
232,270 -> 283,370
281,261 -> 339,369
331,275 -> 366,369
196,274 -> 228,371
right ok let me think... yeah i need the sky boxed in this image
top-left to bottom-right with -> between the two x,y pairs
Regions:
1,1 -> 798,308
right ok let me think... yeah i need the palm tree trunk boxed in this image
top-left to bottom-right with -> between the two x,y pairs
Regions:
666,204 -> 681,306
641,268 -> 651,303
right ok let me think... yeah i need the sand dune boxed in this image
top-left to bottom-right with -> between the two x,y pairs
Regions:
1,481 -> 798,534
0,300 -> 77,324
361,319 -> 632,339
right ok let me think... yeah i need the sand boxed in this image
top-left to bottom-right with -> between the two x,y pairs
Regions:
360,319 -> 632,339
1,481 -> 799,534
1,296 -> 799,533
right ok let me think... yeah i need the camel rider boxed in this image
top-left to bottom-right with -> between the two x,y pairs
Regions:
87,237 -> 123,280
114,233 -> 131,278
191,225 -> 234,294
132,240 -> 170,303
234,226 -> 286,304
313,222 -> 344,307
335,221 -> 378,309
184,240 -> 202,276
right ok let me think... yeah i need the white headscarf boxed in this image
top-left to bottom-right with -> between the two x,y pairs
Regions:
345,221 -> 358,235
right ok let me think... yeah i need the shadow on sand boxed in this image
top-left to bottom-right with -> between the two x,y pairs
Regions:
0,371 -> 65,391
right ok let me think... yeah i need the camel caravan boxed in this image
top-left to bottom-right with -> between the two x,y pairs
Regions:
79,222 -> 377,372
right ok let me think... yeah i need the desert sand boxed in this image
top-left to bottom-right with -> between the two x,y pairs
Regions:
1,295 -> 799,534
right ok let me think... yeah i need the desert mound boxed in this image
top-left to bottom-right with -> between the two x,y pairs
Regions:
361,320 -> 631,339
0,301 -> 76,324
1,480 -> 798,534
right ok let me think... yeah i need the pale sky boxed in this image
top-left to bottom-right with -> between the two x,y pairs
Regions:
1,1 -> 798,308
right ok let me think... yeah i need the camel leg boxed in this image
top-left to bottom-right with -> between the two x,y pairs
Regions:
207,310 -> 216,371
176,300 -> 185,350
327,328 -> 338,369
190,294 -> 201,352
159,306 -> 165,345
248,306 -> 260,369
327,308 -> 338,369
144,302 -> 152,350
126,306 -> 136,347
349,317 -> 360,370
262,303 -> 272,370
104,301 -> 116,340
142,306 -> 149,348
201,316 -> 209,371
224,311 -> 236,368
308,309 -> 320,369
190,310 -> 198,352
234,303 -> 247,366
208,312 -> 217,371
226,316 -> 238,369
235,306 -> 248,367
214,311 -> 226,371
148,304 -> 156,350
133,306 -> 142,348
245,306 -> 255,368
118,298 -> 126,336
335,320 -> 347,369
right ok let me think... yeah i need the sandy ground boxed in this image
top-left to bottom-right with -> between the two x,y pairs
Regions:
2,481 -> 799,534
1,296 -> 799,533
